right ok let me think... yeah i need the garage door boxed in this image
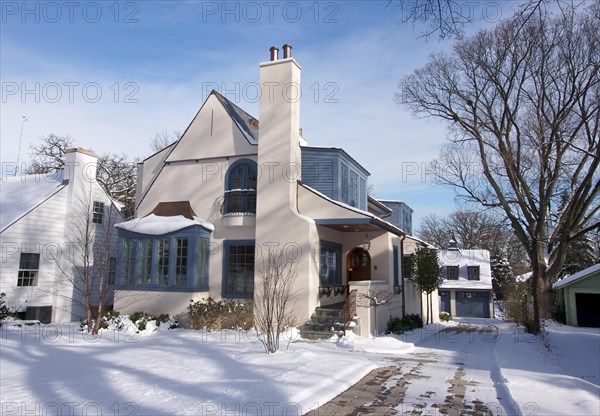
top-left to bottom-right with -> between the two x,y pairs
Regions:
575,293 -> 600,327
456,291 -> 490,318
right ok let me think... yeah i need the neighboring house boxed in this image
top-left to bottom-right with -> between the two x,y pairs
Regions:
113,45 -> 430,336
438,240 -> 493,318
0,148 -> 123,323
553,263 -> 600,328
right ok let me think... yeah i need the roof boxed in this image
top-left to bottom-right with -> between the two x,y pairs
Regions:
115,214 -> 214,235
299,182 -> 405,237
553,263 -> 600,289
0,172 -> 66,232
212,90 -> 259,144
301,146 -> 370,176
149,201 -> 196,219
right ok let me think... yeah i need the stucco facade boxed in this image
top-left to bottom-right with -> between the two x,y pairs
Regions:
114,46 -> 425,336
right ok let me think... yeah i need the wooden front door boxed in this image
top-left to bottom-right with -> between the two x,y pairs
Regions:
347,248 -> 371,281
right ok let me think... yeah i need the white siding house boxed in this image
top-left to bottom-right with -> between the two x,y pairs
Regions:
438,241 -> 494,318
0,148 -> 123,323
113,45 -> 431,337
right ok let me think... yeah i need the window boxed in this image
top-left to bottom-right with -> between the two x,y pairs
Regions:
224,241 -> 255,298
468,265 -> 480,281
122,239 -> 136,285
108,257 -> 117,285
393,246 -> 399,287
92,201 -> 104,224
224,159 -> 257,215
138,240 -> 152,285
174,238 -> 188,287
349,171 -> 358,207
403,254 -> 413,280
320,241 -> 342,286
359,178 -> 366,210
118,233 -> 210,290
341,164 -> 348,204
447,265 -> 459,280
157,239 -> 170,287
198,239 -> 209,288
17,253 -> 40,286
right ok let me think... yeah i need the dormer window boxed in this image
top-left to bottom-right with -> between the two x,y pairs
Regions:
468,265 -> 480,280
223,159 -> 257,215
446,265 -> 459,280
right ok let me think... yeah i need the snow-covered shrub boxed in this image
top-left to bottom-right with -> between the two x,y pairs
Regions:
439,311 -> 451,322
188,297 -> 253,331
81,310 -> 178,333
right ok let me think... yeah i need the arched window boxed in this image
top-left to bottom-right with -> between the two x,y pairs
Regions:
224,159 -> 257,215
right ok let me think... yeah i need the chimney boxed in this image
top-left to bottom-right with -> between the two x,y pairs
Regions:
282,43 -> 292,59
63,147 -> 98,184
257,43 -> 301,213
269,46 -> 279,61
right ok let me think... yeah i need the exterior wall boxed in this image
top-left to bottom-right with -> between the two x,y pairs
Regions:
378,200 -> 413,235
562,271 -> 600,326
1,149 -> 121,322
0,186 -> 71,321
255,56 -> 319,323
301,147 -> 369,211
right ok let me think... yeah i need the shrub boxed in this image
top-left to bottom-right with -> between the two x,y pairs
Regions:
386,314 -> 423,335
0,293 -> 9,322
188,297 -> 253,331
439,311 -> 451,322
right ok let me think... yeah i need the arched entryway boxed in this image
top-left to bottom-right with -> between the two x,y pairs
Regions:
347,247 -> 371,281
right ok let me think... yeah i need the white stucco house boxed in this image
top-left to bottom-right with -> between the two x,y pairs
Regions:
438,240 -> 493,318
113,45 -> 433,337
0,148 -> 123,323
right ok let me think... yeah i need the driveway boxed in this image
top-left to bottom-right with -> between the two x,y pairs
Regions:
308,320 -> 518,416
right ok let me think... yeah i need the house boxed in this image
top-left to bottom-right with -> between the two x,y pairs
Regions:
0,148 -> 123,323
438,240 -> 493,318
113,45 -> 431,337
553,263 -> 600,327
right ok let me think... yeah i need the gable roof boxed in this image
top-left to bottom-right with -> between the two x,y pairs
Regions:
212,91 -> 259,144
0,172 -> 67,232
553,263 -> 600,289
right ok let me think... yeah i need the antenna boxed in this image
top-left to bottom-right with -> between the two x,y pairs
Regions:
15,116 -> 27,175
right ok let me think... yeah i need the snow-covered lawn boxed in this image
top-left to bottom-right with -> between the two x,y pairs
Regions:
1,319 -> 598,415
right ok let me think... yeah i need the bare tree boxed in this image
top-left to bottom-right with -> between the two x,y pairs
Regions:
27,135 -> 137,219
253,245 -> 299,354
388,0 -> 548,39
400,3 -> 600,332
149,130 -> 180,153
27,134 -> 73,173
51,185 -> 121,334
356,288 -> 393,337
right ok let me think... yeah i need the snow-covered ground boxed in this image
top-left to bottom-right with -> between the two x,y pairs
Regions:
1,319 -> 598,415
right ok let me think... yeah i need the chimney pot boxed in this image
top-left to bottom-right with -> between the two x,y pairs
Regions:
282,43 -> 292,59
269,46 -> 279,61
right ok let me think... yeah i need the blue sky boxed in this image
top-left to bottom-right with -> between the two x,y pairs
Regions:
1,0 -> 517,231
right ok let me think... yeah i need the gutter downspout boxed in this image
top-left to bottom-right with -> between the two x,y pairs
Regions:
400,235 -> 406,318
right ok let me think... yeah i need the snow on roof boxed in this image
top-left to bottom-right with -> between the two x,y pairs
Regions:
115,214 -> 214,235
439,281 -> 493,290
552,263 -> 600,289
0,171 -> 66,231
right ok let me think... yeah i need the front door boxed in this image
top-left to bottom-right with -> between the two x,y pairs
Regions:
348,248 -> 371,281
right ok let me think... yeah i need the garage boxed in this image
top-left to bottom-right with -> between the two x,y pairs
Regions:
553,264 -> 600,327
456,291 -> 491,318
575,293 -> 600,327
